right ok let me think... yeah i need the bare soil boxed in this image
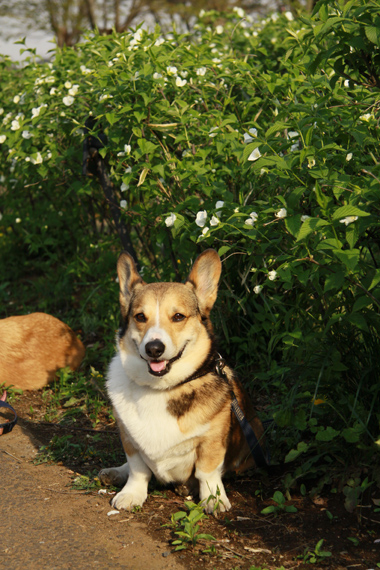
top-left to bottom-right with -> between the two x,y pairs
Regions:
1,391 -> 379,570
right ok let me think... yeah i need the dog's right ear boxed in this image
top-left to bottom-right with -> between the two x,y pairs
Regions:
117,253 -> 145,317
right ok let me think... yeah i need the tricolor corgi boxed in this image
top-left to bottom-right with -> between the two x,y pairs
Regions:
99,249 -> 264,513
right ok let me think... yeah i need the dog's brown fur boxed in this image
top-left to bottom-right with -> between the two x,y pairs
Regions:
0,313 -> 85,390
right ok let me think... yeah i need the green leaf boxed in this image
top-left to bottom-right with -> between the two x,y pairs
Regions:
324,271 -> 345,293
296,217 -> 329,242
265,121 -> 290,138
315,426 -> 339,442
365,26 -> 380,46
285,215 -> 302,237
332,205 -> 370,221
333,249 -> 360,272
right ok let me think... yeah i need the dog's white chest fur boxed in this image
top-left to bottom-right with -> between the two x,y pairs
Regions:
107,352 -> 208,482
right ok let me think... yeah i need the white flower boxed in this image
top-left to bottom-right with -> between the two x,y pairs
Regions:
13,95 -> 20,104
64,81 -> 72,89
0,135 -> 6,144
25,156 -> 30,162
120,200 -> 127,209
63,95 -> 74,106
268,270 -> 277,281
121,182 -> 129,192
253,285 -> 262,294
68,84 -> 79,96
196,67 -> 207,76
244,128 -> 258,143
11,119 -> 20,131
202,226 -> 209,236
132,71 -> 140,81
360,113 -> 371,122
195,210 -> 208,227
209,126 -> 219,138
153,72 -> 162,79
210,215 -> 220,226
155,37 -> 165,46
80,65 -> 93,74
15,218 -> 21,223
301,215 -> 310,222
125,144 -> 131,154
199,9 -> 205,17
216,25 -> 224,34
233,6 -> 245,18
22,130 -> 32,139
288,131 -> 298,139
248,148 -> 261,161
31,152 -> 43,164
244,218 -> 255,226
344,79 -> 350,87
32,107 -> 41,119
215,200 -> 224,209
165,213 -> 177,227
50,87 -> 56,95
308,158 -> 315,168
275,208 -> 287,219
346,153 -> 353,161
166,66 -> 178,75
46,150 -> 52,159
176,77 -> 187,87
212,58 -> 221,64
99,93 -> 113,101
284,11 -> 294,21
249,211 -> 258,221
124,166 -> 132,174
339,216 -> 358,226
0,108 -> 4,115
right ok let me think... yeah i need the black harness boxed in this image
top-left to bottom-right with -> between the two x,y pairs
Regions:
0,392 -> 18,435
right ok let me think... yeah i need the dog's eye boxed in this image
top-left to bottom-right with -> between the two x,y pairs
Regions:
135,313 -> 147,323
172,313 -> 186,322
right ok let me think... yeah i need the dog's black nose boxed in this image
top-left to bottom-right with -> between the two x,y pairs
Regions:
145,340 -> 165,359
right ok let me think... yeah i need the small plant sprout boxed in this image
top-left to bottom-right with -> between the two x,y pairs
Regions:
261,490 -> 298,516
167,500 -> 215,551
299,539 -> 332,564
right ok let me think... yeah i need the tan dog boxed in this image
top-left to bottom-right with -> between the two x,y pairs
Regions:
0,313 -> 85,390
100,249 -> 264,514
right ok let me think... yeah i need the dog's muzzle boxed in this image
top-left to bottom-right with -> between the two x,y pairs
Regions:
142,341 -> 188,377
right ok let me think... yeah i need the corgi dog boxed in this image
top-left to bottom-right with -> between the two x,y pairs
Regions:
99,249 -> 264,513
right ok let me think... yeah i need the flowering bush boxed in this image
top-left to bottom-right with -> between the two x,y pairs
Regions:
1,0 -> 380,495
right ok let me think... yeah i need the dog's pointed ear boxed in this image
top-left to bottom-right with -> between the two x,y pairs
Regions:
186,249 -> 222,316
117,252 -> 145,317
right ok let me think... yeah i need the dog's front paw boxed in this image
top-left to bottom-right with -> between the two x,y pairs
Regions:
99,463 -> 129,487
111,487 -> 148,511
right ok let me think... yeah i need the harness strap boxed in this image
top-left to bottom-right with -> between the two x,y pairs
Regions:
0,392 -> 18,435
215,355 -> 270,468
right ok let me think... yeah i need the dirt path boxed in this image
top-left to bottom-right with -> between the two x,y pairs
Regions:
0,424 -> 184,570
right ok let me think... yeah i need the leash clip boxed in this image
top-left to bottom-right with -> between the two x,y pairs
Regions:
215,353 -> 227,378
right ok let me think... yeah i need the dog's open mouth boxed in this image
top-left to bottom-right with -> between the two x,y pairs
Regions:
145,342 -> 188,377
148,359 -> 169,375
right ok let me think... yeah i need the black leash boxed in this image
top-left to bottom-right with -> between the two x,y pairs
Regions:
214,355 -> 270,469
0,392 -> 18,435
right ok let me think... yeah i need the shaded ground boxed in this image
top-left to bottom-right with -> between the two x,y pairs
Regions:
1,391 -> 379,570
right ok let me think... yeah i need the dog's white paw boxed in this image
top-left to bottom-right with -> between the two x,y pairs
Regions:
99,463 -> 129,487
111,487 -> 148,511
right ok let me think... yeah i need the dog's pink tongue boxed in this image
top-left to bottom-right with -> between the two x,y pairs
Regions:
150,360 -> 167,373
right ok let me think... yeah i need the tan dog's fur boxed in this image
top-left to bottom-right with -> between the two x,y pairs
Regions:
0,313 -> 85,390
100,249 -> 264,514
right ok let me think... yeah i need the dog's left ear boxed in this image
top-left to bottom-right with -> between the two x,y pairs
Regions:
186,249 -> 222,316
117,252 -> 145,317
